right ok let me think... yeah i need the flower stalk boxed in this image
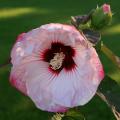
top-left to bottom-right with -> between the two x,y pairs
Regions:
101,42 -> 120,69
97,91 -> 120,120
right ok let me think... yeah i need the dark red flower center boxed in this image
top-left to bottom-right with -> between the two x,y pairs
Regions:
42,42 -> 76,74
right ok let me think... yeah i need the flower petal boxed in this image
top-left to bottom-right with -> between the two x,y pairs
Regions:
49,46 -> 104,107
10,65 -> 27,95
25,61 -> 68,112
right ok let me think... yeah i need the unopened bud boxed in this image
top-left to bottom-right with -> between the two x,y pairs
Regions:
91,4 -> 112,30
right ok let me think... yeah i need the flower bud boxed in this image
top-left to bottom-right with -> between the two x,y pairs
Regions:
91,4 -> 112,30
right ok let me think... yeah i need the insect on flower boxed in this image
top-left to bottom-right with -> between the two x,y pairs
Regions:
10,23 -> 104,112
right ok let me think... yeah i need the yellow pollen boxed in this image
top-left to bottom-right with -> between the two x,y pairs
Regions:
49,52 -> 65,70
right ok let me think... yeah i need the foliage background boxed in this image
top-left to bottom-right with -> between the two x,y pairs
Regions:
0,0 -> 120,120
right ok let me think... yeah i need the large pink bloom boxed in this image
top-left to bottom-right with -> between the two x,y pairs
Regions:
10,23 -> 104,112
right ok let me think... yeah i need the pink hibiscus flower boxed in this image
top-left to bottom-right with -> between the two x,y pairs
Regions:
10,23 -> 104,112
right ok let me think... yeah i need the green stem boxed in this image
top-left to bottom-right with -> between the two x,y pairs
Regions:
97,91 -> 120,120
101,43 -> 120,69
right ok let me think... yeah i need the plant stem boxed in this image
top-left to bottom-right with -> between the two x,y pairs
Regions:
101,43 -> 120,69
97,91 -> 120,120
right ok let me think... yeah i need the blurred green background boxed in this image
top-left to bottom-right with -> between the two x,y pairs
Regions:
0,0 -> 120,120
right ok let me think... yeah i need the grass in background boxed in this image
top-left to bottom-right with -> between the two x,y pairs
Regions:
0,0 -> 120,119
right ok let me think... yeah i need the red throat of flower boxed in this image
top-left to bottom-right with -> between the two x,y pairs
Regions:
42,42 -> 76,74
